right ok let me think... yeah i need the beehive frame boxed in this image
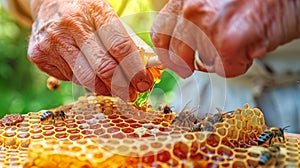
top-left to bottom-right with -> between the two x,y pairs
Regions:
0,95 -> 299,168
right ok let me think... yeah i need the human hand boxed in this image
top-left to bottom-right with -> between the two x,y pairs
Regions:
28,0 -> 156,101
151,0 -> 300,78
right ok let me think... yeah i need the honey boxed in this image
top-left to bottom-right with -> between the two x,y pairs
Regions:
0,96 -> 299,167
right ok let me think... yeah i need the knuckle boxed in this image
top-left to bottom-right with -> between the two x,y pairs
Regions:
183,0 -> 200,16
29,20 -> 77,81
151,33 -> 162,48
27,35 -> 43,62
27,40 -> 49,66
152,33 -> 170,49
96,58 -> 118,79
109,36 -> 133,58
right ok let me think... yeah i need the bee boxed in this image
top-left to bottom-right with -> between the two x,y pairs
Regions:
215,107 -> 235,119
47,76 -> 60,90
205,108 -> 235,124
172,111 -> 199,128
40,111 -> 65,124
259,144 -> 281,166
258,126 -> 290,146
158,103 -> 173,114
172,102 -> 200,128
192,122 -> 203,132
192,108 -> 235,132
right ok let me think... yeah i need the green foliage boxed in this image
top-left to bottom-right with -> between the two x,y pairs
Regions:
0,5 -> 74,118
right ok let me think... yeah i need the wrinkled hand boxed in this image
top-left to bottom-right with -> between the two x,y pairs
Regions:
151,0 -> 300,78
28,0 -> 155,101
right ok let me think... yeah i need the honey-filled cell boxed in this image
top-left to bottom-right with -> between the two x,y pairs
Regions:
69,134 -> 83,141
0,96 -> 299,168
3,135 -> 17,147
43,130 -> 55,136
55,133 -> 68,139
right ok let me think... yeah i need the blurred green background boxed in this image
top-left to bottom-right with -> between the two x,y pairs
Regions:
0,4 -> 74,118
0,2 -> 178,118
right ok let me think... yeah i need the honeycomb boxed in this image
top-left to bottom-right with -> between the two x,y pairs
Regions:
0,95 -> 299,168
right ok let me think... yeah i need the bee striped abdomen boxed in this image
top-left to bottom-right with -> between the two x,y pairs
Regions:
258,131 -> 272,145
259,144 -> 280,166
40,111 -> 53,121
259,151 -> 272,165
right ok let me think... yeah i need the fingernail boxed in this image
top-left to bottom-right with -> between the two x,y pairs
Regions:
136,81 -> 151,92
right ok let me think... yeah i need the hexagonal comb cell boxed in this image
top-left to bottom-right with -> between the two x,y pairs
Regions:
0,95 -> 299,167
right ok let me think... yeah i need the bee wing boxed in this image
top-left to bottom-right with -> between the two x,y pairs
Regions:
216,107 -> 235,114
216,107 -> 223,113
180,100 -> 193,112
182,101 -> 203,117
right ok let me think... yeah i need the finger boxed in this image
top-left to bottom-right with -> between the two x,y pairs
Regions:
110,65 -> 139,102
182,0 -> 252,77
182,0 -> 222,74
44,28 -> 111,95
94,76 -> 110,96
79,33 -> 138,101
125,24 -> 161,69
151,0 -> 183,70
27,32 -> 72,81
168,38 -> 195,78
209,1 -> 256,77
169,15 -> 199,78
121,21 -> 153,53
94,5 -> 153,93
52,5 -> 137,100
71,51 -> 111,95
125,30 -> 162,85
213,32 -> 254,78
194,28 -> 221,73
55,42 -> 108,93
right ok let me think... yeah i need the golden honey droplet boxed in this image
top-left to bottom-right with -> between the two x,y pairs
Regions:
133,47 -> 163,107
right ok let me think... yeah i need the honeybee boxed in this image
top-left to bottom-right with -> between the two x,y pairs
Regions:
158,103 -> 173,114
47,76 -> 60,90
172,102 -> 200,128
191,122 -> 203,132
259,144 -> 281,166
258,126 -> 290,146
172,111 -> 199,128
40,111 -> 65,124
192,108 -> 235,132
205,109 -> 234,123
215,107 -> 235,119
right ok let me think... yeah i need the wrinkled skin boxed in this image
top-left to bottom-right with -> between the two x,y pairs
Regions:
27,0 -> 300,101
151,0 -> 300,78
28,0 -> 155,101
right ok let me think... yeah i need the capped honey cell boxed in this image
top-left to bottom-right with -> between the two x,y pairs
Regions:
0,96 -> 298,168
